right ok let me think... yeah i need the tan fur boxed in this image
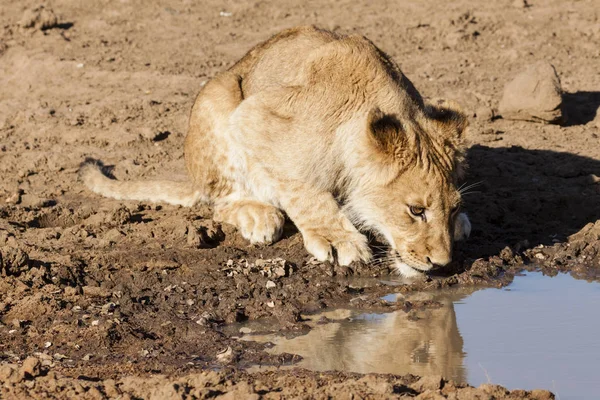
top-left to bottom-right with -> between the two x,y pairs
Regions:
79,26 -> 471,276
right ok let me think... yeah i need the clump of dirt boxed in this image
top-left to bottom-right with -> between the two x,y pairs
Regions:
18,6 -> 60,31
0,358 -> 554,399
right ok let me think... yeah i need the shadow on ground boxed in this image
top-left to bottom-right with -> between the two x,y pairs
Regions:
458,145 -> 600,260
562,91 -> 600,126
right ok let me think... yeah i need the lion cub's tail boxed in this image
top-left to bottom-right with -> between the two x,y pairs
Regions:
78,159 -> 204,207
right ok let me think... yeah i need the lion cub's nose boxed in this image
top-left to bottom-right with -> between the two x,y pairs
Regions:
426,254 -> 452,269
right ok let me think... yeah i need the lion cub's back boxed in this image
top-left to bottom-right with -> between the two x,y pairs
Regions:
232,26 -> 338,96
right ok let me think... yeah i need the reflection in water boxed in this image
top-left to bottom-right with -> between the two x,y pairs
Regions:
242,273 -> 600,398
244,287 -> 479,383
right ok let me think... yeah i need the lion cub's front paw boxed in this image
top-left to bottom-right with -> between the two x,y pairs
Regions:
302,229 -> 372,266
454,212 -> 471,241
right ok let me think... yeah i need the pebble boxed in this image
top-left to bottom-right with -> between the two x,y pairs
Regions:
19,6 -> 59,30
21,357 -> 41,378
266,301 -> 275,308
475,106 -> 494,121
410,375 -> 443,392
498,61 -> 563,123
266,280 -> 276,289
216,346 -> 234,363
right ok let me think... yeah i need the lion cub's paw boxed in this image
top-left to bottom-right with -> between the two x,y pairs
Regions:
239,205 -> 285,245
303,230 -> 372,266
217,202 -> 285,245
454,212 -> 471,241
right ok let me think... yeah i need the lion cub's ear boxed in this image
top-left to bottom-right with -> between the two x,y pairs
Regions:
367,108 -> 409,158
425,99 -> 469,179
425,99 -> 468,147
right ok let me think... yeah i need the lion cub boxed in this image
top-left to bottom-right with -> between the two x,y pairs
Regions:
80,26 -> 471,277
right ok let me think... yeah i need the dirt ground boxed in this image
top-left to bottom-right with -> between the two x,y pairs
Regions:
1,0 -> 599,398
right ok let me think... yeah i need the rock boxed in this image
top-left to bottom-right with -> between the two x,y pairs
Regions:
498,61 -> 563,123
530,389 -> 555,400
82,285 -> 112,298
19,6 -> 59,30
216,346 -> 235,363
0,364 -> 17,382
410,375 -> 443,392
103,228 -> 124,244
475,106 -> 494,121
21,357 -> 41,378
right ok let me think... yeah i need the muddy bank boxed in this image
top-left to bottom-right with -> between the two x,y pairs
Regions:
1,360 -> 554,399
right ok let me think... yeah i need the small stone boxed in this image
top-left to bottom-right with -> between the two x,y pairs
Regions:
266,280 -> 276,289
64,286 -> 78,297
255,259 -> 266,267
216,346 -> 235,364
5,190 -> 22,204
103,228 -> 124,244
0,364 -> 17,382
529,389 -> 555,400
44,342 -> 52,348
21,357 -> 41,378
410,375 -> 443,392
475,106 -> 494,121
266,301 -> 275,308
101,302 -> 116,314
534,253 -> 546,260
498,61 -> 563,123
186,225 -> 201,248
239,327 -> 253,334
19,6 -> 59,30
82,286 -> 111,298
91,320 -> 99,326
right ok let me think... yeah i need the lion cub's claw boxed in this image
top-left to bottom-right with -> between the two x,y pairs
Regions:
303,230 -> 371,266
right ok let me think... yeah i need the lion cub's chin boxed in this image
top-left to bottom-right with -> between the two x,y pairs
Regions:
393,260 -> 428,279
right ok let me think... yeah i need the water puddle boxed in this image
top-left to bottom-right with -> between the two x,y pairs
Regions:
241,272 -> 600,399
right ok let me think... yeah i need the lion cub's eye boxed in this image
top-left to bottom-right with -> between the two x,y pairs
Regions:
409,206 -> 426,217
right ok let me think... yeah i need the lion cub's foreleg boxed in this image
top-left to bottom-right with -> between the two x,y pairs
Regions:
213,200 -> 285,244
277,186 -> 372,266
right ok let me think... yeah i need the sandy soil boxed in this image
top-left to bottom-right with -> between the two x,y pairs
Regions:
1,0 -> 599,398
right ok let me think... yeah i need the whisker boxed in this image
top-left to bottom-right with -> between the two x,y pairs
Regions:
459,190 -> 482,197
458,181 -> 483,195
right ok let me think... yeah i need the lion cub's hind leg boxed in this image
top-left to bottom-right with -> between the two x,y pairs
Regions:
214,200 -> 285,245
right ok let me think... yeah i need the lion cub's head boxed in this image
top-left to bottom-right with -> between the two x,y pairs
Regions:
347,100 -> 470,277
